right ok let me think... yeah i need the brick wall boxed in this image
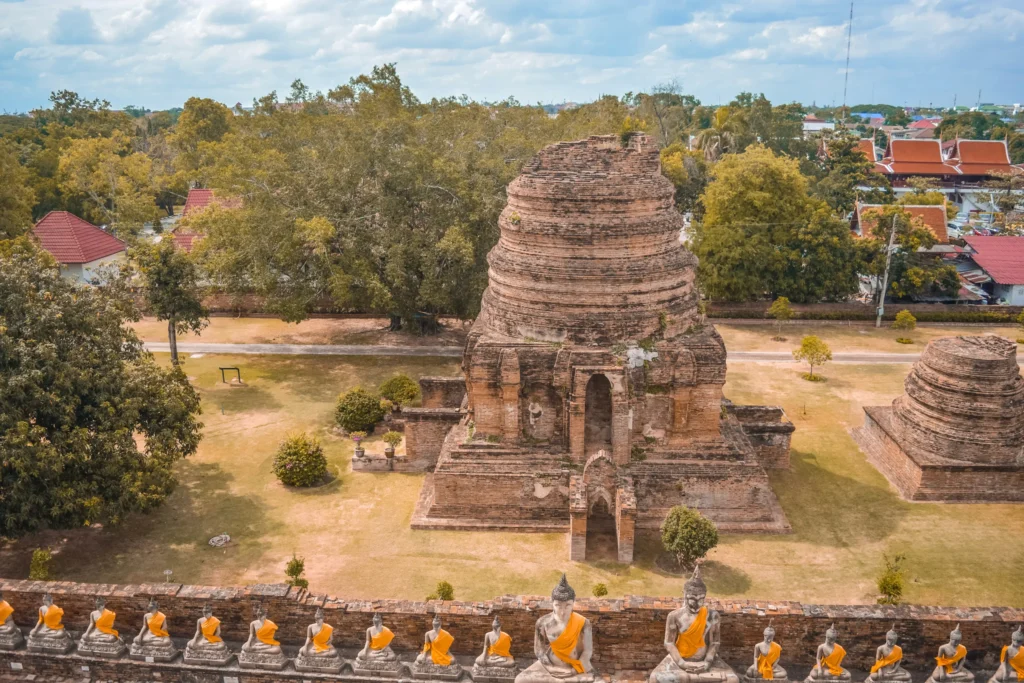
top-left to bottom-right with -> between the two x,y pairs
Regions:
400,408 -> 462,470
728,405 -> 795,469
419,377 -> 467,409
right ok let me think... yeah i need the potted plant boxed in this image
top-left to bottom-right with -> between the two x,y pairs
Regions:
350,431 -> 367,458
382,431 -> 402,459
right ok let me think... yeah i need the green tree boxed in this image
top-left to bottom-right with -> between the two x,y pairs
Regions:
660,143 -> 710,218
859,205 -> 958,301
892,310 -> 917,332
29,548 -> 53,580
876,553 -> 906,605
134,240 -> 209,366
0,242 -> 203,537
335,387 -> 386,433
379,374 -> 421,407
813,135 -> 891,214
793,335 -> 832,380
273,433 -> 328,487
170,97 -> 232,177
660,505 -> 719,570
285,553 -> 309,589
884,109 -> 910,127
766,296 -> 794,340
1017,311 -> 1024,343
0,141 -> 36,239
695,106 -> 748,161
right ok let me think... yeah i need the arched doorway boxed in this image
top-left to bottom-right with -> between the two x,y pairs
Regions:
584,374 -> 613,455
585,488 -> 617,561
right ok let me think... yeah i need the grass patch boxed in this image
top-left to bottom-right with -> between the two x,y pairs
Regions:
895,338 -> 914,345
801,372 -> 826,382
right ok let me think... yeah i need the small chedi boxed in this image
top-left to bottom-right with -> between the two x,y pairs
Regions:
744,622 -> 785,683
415,615 -> 462,680
0,591 -> 23,651
239,604 -> 286,671
866,627 -> 911,683
991,626 -> 1024,683
76,596 -> 126,659
805,624 -> 849,683
26,593 -> 72,654
650,566 -> 739,683
516,575 -> 594,683
354,612 -> 401,676
474,616 -> 517,682
926,624 -> 974,683
183,604 -> 232,666
296,607 -> 343,674
408,135 -> 794,563
857,336 -> 1024,502
130,599 -> 177,662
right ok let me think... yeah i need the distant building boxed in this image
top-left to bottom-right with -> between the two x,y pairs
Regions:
32,211 -> 126,284
962,235 -> 1024,305
172,188 -> 241,253
852,202 -> 949,243
802,113 -> 834,135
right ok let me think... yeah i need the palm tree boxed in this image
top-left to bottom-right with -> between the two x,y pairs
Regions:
695,107 -> 748,161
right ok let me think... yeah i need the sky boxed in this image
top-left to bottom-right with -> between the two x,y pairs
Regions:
1,0 -> 1023,113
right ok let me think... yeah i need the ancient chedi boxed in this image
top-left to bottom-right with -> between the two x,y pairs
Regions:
409,135 -> 794,562
856,336 -> 1024,502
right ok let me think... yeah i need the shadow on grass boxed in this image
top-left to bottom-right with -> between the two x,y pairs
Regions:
701,560 -> 752,594
203,384 -> 282,414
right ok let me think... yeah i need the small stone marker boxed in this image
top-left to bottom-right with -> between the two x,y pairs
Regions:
9,662 -> 22,671
209,532 -> 231,547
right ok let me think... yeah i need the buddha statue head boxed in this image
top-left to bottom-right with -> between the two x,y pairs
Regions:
146,599 -> 159,615
373,612 -> 383,628
551,574 -> 576,624
763,620 -> 776,644
432,614 -> 442,630
203,604 -> 214,618
1013,626 -> 1023,647
95,596 -> 106,611
886,626 -> 898,646
683,565 -> 707,613
315,608 -> 325,626
825,624 -> 838,645
42,593 -> 53,607
950,624 -> 962,647
492,616 -> 502,635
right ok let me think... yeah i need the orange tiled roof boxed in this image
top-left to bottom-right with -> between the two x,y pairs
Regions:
181,188 -> 242,217
32,211 -> 126,264
171,231 -> 202,253
855,202 -> 948,243
856,139 -> 876,161
875,140 -> 959,176
948,140 -> 1015,176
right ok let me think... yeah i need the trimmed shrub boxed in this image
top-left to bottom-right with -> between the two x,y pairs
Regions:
427,580 -> 455,601
592,583 -> 609,597
660,506 -> 719,570
382,431 -> 403,449
29,548 -> 53,580
379,374 -> 421,407
273,433 -> 327,487
892,310 -> 917,333
285,553 -> 309,589
896,337 -> 914,344
876,553 -> 906,605
336,387 -> 386,433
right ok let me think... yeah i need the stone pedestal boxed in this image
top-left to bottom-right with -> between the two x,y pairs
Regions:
129,640 -> 178,663
353,657 -> 406,678
413,659 -> 464,681
516,660 -> 595,683
0,627 -> 24,652
183,642 -> 233,667
76,636 -> 127,659
473,663 -> 519,683
650,655 -> 740,683
294,651 -> 345,675
237,648 -> 288,671
26,630 -> 73,655
744,677 -> 789,683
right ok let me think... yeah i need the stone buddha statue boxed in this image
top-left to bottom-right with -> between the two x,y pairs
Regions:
26,593 -> 73,654
184,604 -> 232,666
474,616 -> 518,682
925,625 -> 974,683
866,627 -> 911,683
296,607 -> 343,674
130,599 -> 177,662
355,612 -> 401,674
744,622 -> 786,683
0,590 -> 24,651
415,614 -> 462,677
238,604 -> 286,671
649,566 -> 739,683
77,596 -> 126,658
805,625 -> 850,683
515,574 -> 595,683
991,626 -> 1024,683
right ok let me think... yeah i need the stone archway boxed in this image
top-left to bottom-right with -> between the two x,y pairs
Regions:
584,374 -> 613,454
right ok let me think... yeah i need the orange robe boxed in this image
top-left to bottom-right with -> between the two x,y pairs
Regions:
38,605 -> 64,630
256,619 -> 280,646
937,645 -> 967,674
675,607 -> 709,659
1000,645 -> 1024,682
313,624 -> 334,653
0,601 -> 13,627
821,645 -> 846,676
201,617 -> 222,643
96,609 -> 118,638
871,646 -> 903,674
371,626 -> 395,650
550,613 -> 586,674
424,629 -> 455,666
489,632 -> 513,658
757,642 -> 782,680
147,612 -> 169,638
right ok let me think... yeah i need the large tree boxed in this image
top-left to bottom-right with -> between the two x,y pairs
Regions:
813,134 -> 891,214
0,141 -> 36,239
134,240 -> 209,366
0,241 -> 202,537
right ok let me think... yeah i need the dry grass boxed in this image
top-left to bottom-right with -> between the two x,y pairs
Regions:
4,353 -> 1023,607
718,322 -> 1017,354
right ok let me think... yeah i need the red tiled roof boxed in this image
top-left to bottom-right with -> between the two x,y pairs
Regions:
949,140 -> 1015,176
875,140 -> 959,176
855,203 -> 948,243
171,231 -> 202,253
32,211 -> 126,264
909,119 -> 939,129
963,235 -> 1024,285
856,139 -> 875,160
182,188 -> 215,217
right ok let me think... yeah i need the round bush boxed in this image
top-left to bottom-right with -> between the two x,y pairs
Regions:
335,388 -> 386,433
274,433 -> 327,487
592,583 -> 608,597
660,505 -> 719,570
379,374 -> 420,407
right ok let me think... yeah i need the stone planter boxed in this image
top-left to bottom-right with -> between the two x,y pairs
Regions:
354,447 -> 365,458
385,447 -> 395,459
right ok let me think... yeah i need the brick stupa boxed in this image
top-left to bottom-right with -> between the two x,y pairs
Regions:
400,136 -> 794,562
856,335 -> 1024,501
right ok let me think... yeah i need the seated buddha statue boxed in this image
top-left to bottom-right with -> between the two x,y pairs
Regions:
130,599 -> 177,662
475,616 -> 516,670
866,627 -> 911,683
744,622 -> 786,682
0,590 -> 24,651
991,626 -> 1024,683
355,612 -> 400,670
296,607 -> 343,674
925,625 -> 974,683
515,575 -> 595,683
649,566 -> 739,683
805,625 -> 850,683
27,593 -> 73,654
415,615 -> 462,675
77,596 -> 126,657
238,604 -> 286,670
184,604 -> 232,666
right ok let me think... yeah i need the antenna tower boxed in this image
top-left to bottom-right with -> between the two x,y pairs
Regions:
841,0 -> 854,123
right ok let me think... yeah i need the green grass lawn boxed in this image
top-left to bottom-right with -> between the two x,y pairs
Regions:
4,354 -> 1022,606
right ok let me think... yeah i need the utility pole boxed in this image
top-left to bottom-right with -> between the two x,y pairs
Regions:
876,214 -> 898,328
